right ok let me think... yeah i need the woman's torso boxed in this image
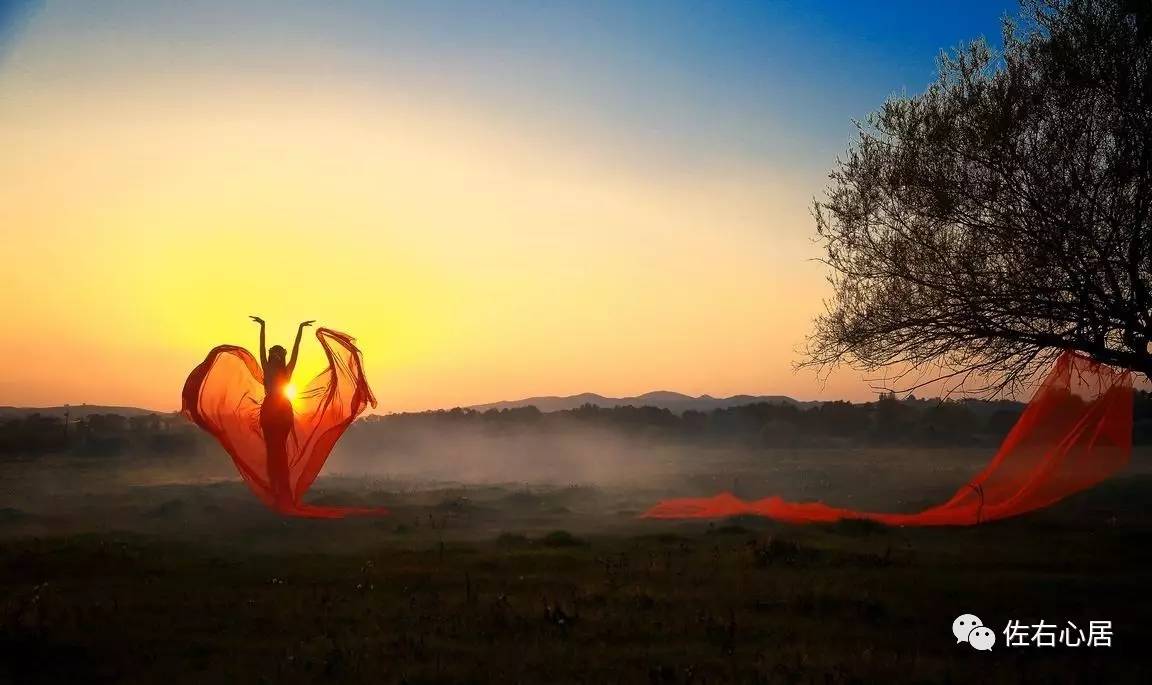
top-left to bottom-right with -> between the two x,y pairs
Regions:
262,364 -> 293,416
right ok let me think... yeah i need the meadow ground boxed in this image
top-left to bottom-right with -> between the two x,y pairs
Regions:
1,446 -> 1149,683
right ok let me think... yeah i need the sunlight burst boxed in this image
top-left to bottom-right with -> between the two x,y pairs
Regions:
283,383 -> 297,402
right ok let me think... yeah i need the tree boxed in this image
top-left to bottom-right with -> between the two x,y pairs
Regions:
806,0 -> 1152,393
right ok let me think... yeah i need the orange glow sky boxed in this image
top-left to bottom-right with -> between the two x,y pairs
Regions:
0,1 -> 1016,412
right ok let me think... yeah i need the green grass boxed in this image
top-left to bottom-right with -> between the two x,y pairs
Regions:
0,451 -> 1149,682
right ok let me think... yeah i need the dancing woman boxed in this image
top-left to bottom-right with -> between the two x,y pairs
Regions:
250,316 -> 311,508
181,317 -> 384,518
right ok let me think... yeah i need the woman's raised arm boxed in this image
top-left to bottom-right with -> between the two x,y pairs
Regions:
288,320 -> 315,375
250,316 -> 267,368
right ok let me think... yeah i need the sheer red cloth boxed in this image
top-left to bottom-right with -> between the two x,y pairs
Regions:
182,327 -> 386,518
643,351 -> 1133,525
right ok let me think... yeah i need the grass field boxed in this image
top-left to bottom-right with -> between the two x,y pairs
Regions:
1,445 -> 1150,683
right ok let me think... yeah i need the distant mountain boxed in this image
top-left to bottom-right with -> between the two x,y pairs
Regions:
0,405 -> 170,419
469,391 -> 819,414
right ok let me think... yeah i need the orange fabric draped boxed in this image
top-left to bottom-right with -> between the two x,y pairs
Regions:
181,327 -> 387,518
643,351 -> 1133,525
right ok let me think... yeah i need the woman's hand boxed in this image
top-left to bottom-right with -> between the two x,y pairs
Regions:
299,320 -> 316,328
250,316 -> 265,325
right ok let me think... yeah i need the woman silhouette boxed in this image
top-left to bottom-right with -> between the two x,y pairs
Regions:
182,317 -> 384,517
250,315 -> 313,509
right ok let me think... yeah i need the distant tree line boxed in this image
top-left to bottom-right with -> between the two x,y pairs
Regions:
5,390 -> 1152,458
0,412 -> 205,457
348,391 -> 1152,450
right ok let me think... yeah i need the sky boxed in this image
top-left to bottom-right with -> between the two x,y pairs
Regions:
0,0 -> 1021,412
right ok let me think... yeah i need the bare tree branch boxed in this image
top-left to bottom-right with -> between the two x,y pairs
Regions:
802,0 -> 1152,396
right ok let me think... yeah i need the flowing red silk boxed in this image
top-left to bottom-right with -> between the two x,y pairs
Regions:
182,327 -> 386,518
643,351 -> 1133,525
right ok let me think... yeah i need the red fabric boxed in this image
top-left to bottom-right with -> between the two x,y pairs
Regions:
643,351 -> 1133,525
182,328 -> 386,518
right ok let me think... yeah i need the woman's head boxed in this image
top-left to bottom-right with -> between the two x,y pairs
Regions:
268,345 -> 287,366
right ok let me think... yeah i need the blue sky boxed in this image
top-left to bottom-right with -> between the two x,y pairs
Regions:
1,0 -> 1020,176
0,1 -> 1028,409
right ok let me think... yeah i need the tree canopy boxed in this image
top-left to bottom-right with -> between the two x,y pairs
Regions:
807,0 -> 1152,393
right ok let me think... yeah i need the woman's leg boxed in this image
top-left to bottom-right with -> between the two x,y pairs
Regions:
261,409 -> 294,512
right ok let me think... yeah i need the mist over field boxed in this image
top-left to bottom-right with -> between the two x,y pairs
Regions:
3,405 -> 1152,683
4,404 -> 1151,547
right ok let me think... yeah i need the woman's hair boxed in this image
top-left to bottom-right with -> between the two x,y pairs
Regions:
268,345 -> 287,360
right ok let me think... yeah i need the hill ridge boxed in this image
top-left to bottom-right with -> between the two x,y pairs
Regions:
469,392 -> 814,414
